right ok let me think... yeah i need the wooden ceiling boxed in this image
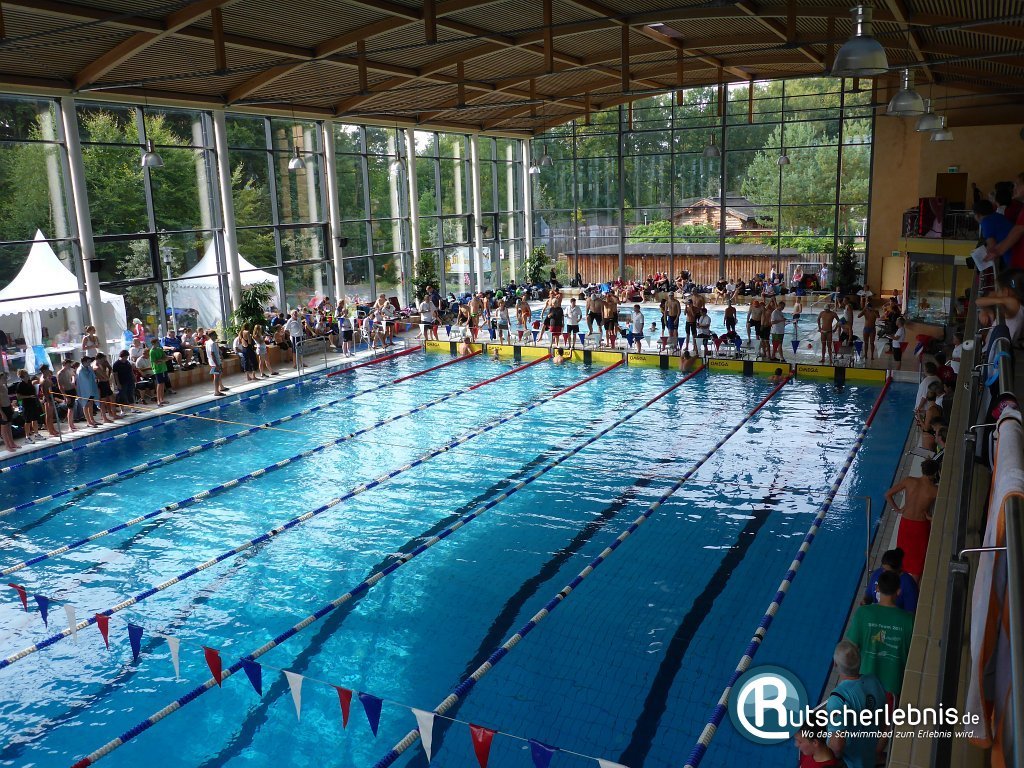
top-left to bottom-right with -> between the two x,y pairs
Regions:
1,0 -> 1022,134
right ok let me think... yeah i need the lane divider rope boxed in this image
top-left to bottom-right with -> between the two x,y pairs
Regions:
68,361 -> 736,768
371,375 -> 792,768
682,377 -> 892,768
0,349 -> 464,520
325,345 -> 420,377
0,355 -> 549,580
1,356 -> 582,672
0,346 -> 421,476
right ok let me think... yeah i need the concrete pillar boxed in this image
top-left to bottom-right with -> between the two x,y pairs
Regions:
404,127 -> 422,300
211,110 -> 243,311
322,120 -> 347,303
303,125 -> 323,296
522,139 -> 534,276
505,142 -> 516,282
469,134 -> 485,292
60,96 -> 106,350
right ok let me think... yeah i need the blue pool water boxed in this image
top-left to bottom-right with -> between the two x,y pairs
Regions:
0,354 -> 913,768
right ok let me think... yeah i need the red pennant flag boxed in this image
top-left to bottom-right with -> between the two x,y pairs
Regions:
94,613 -> 110,649
334,686 -> 352,728
203,646 -> 223,687
469,724 -> 496,768
7,583 -> 27,611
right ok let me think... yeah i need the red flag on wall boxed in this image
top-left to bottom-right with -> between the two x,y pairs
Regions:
469,724 -> 496,768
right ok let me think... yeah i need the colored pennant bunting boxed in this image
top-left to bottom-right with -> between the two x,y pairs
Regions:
34,594 -> 50,627
597,760 -> 629,768
284,671 -> 303,721
166,635 -> 180,678
791,339 -> 799,354
359,692 -> 383,736
334,686 -> 352,728
412,709 -> 435,762
7,583 -> 27,611
241,659 -> 263,695
95,613 -> 110,649
529,740 -> 557,768
203,646 -> 222,686
469,724 -> 496,768
127,623 -> 143,661
64,604 -> 77,643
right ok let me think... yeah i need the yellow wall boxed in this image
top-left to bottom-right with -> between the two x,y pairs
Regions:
868,120 -> 1024,297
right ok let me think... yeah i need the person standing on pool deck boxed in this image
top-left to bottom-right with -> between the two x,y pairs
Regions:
206,330 -> 225,397
697,306 -> 713,356
285,310 -> 304,368
56,357 -> 78,433
886,459 -> 938,581
630,304 -> 645,352
565,297 -> 582,350
724,299 -> 737,336
770,300 -> 787,362
823,640 -> 888,768
746,299 -> 762,345
148,339 -> 169,407
112,350 -> 136,411
0,373 -> 18,452
664,292 -> 681,346
602,291 -> 619,348
586,292 -> 603,338
845,570 -> 914,700
684,299 -> 699,353
548,299 -> 565,347
817,304 -> 839,365
858,301 -> 879,361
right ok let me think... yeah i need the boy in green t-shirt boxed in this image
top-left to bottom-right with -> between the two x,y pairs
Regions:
149,338 -> 169,406
845,570 -> 914,698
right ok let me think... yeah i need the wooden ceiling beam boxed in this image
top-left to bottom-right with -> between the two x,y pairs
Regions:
72,0 -> 236,90
733,0 -> 824,68
881,0 -> 933,83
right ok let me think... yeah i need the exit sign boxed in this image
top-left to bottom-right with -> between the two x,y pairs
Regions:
891,251 -> 900,258
948,166 -> 959,173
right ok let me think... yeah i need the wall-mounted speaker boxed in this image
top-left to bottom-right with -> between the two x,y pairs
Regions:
88,259 -> 105,273
337,237 -> 349,248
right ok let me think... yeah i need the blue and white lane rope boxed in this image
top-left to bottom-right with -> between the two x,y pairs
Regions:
371,375 -> 792,768
0,357 -> 596,673
66,361 -> 693,767
0,355 -> 543,580
0,351 -> 473,519
682,378 -> 892,768
0,345 -> 422,477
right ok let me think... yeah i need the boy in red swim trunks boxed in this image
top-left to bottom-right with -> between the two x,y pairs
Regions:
885,459 -> 939,581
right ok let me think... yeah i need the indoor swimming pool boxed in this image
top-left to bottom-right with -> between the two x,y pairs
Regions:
0,351 -> 913,768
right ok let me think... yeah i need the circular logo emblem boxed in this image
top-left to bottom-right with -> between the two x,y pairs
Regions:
728,665 -> 809,745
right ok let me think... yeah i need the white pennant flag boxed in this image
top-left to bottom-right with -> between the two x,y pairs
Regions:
598,761 -> 629,768
165,636 -> 181,679
284,671 -> 303,721
64,605 -> 77,643
412,709 -> 435,762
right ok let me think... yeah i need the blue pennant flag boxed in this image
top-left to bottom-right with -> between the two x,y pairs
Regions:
445,325 -> 452,337
791,339 -> 799,354
241,659 -> 263,695
487,328 -> 495,340
358,692 -> 383,736
127,623 -> 144,661
578,333 -> 586,346
529,739 -> 557,768
531,330 -> 539,342
33,594 -> 50,627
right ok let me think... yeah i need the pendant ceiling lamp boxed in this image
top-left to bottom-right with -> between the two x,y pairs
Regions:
832,6 -> 888,78
887,68 -> 925,116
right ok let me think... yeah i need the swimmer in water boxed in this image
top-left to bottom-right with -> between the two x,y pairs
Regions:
769,367 -> 786,384
491,348 -> 501,361
552,347 -> 566,365
458,337 -> 473,356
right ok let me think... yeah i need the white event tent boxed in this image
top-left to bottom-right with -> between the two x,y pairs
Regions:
168,243 -> 278,329
0,230 -> 127,371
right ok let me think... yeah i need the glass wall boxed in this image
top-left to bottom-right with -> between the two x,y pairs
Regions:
77,102 -> 220,336
532,78 -> 873,288
0,96 -> 79,362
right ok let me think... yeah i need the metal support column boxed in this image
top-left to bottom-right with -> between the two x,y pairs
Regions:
60,96 -> 107,349
322,120 -> 347,303
212,109 -> 243,312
